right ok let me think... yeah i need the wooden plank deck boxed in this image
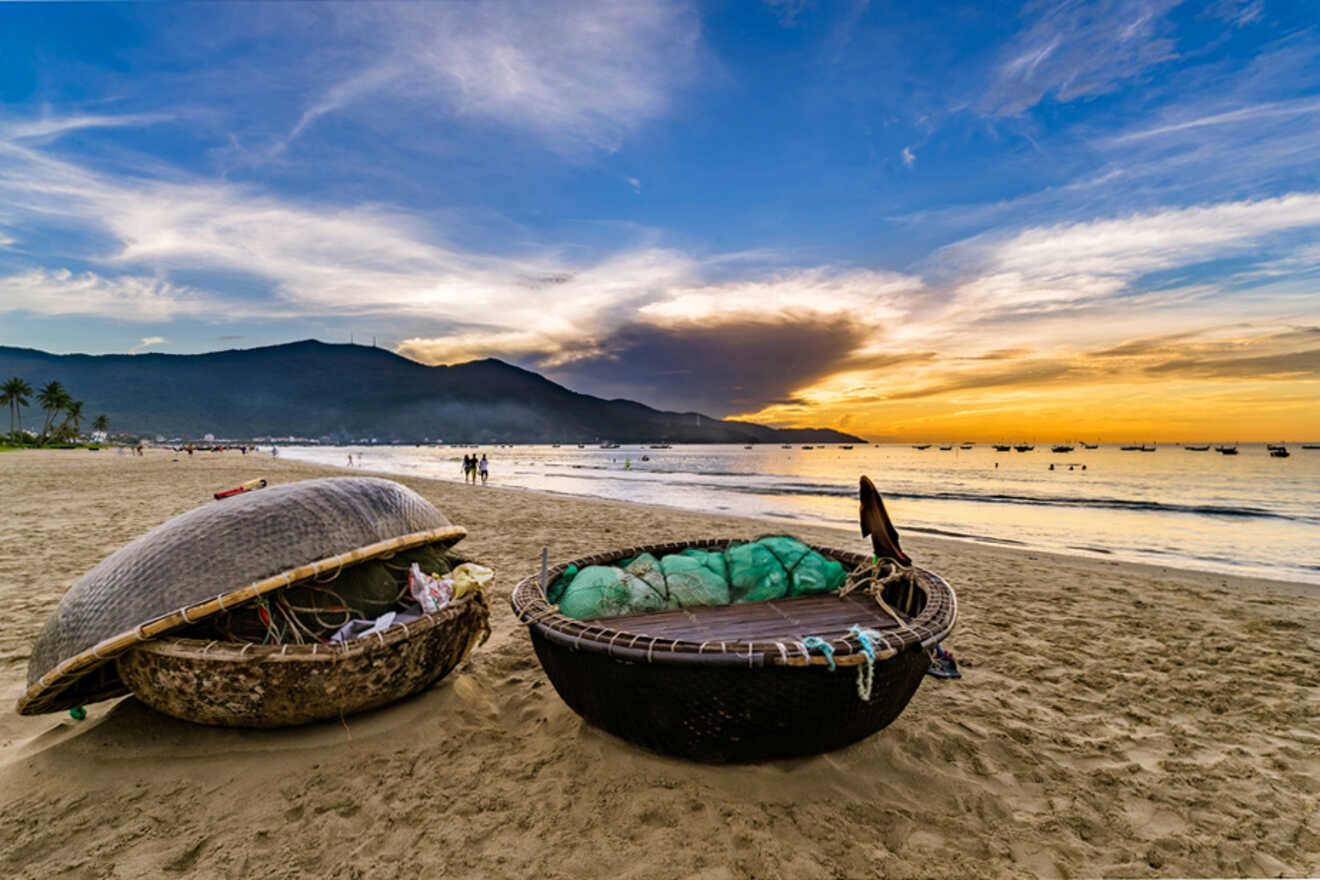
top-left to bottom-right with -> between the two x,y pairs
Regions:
590,591 -> 909,644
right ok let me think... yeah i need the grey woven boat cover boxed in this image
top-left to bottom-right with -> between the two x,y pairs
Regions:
25,477 -> 453,701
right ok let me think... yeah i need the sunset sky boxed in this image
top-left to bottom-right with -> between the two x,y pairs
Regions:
1,1 -> 1317,441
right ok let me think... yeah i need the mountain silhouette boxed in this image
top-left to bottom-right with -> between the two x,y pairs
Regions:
0,340 -> 864,444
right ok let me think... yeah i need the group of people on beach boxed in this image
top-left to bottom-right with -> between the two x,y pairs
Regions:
462,453 -> 488,485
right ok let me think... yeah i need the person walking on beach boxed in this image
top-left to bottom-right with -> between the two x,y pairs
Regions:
461,453 -> 472,483
479,454 -> 488,485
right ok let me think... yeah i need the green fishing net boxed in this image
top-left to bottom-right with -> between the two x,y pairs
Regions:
552,536 -> 848,620
624,553 -> 668,602
193,544 -> 455,643
556,565 -> 667,619
659,553 -> 730,608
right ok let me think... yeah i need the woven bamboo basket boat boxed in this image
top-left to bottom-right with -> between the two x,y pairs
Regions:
117,590 -> 489,727
19,477 -> 489,727
511,539 -> 957,762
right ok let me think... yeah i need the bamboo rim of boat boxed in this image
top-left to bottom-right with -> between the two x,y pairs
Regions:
510,539 -> 957,670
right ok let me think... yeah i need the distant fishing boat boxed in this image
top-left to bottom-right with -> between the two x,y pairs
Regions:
801,445 -> 814,450
1269,446 -> 1290,458
840,445 -> 854,450
744,445 -> 752,449
1183,445 -> 1209,451
1119,444 -> 1154,451
1081,442 -> 1098,449
939,445 -> 953,451
912,444 -> 931,450
993,444 -> 1011,451
959,444 -> 973,450
1303,445 -> 1320,450
1266,443 -> 1285,451
781,444 -> 792,449
1013,444 -> 1034,452
1051,445 -> 1074,453
649,444 -> 672,449
599,442 -> 620,449
1215,445 -> 1238,455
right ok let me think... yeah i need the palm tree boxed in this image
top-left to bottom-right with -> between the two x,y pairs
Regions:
1,376 -> 32,437
62,400 -> 85,437
92,414 -> 109,435
37,381 -> 68,440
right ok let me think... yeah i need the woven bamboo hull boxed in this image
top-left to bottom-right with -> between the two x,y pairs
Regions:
116,593 -> 489,728
531,628 -> 930,762
512,539 -> 957,763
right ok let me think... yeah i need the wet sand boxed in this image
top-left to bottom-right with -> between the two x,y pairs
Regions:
1,448 -> 1316,879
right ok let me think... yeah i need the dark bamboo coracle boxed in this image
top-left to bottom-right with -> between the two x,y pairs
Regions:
510,475 -> 956,762
511,542 -> 956,762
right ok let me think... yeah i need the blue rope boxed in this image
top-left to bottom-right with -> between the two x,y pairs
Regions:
802,636 -> 836,672
849,626 -> 884,701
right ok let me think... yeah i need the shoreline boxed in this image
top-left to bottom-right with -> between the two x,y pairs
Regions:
298,451 -> 1320,599
1,448 -> 1316,879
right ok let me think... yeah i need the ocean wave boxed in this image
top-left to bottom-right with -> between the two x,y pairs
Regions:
732,482 -> 1315,524
495,465 -> 1316,524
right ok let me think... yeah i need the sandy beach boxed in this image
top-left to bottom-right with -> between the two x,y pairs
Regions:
0,448 -> 1316,879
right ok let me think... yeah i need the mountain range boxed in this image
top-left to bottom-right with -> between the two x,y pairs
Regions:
0,341 -> 864,444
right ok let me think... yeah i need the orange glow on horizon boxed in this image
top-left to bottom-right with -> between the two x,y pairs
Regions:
732,377 -> 1320,444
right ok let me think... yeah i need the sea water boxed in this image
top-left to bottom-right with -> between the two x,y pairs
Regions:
282,443 -> 1320,585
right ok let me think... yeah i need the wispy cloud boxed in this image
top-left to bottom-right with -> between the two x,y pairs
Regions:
0,269 -> 214,321
763,0 -> 814,27
273,0 -> 701,156
979,0 -> 1180,117
901,146 -> 916,167
130,336 -> 167,354
1,113 -> 174,142
1110,96 -> 1320,143
934,194 -> 1320,318
1209,0 -> 1264,27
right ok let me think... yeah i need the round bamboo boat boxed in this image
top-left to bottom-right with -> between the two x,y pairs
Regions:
511,539 -> 957,763
117,590 -> 489,727
19,477 -> 483,726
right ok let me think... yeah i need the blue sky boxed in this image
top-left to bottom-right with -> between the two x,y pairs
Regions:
1,0 -> 1318,437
